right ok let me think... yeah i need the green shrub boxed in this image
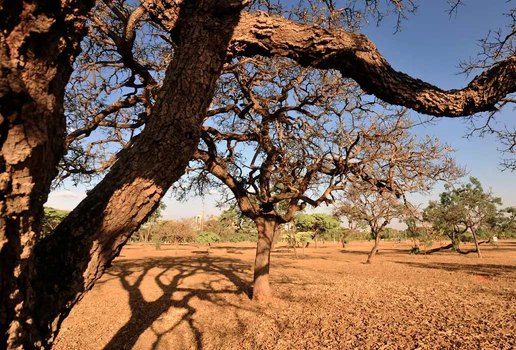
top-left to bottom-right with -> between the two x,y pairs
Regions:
295,231 -> 313,246
460,233 -> 474,243
196,231 -> 221,244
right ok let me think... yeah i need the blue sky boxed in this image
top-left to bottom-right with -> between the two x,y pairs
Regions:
46,0 -> 515,218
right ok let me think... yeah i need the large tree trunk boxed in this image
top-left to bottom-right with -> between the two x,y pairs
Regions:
366,232 -> 381,264
2,1 -> 246,348
0,1 -> 94,348
252,216 -> 278,301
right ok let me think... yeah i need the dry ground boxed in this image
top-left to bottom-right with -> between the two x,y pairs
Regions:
54,240 -> 515,350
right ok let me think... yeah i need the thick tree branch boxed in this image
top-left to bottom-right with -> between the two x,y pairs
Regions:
193,149 -> 258,218
30,1 -> 247,345
230,12 -> 515,117
141,3 -> 514,117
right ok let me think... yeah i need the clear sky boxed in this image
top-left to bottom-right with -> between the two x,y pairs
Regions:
46,0 -> 515,219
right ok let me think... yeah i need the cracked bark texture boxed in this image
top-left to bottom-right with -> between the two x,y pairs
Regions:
0,1 -> 94,348
27,1 -> 246,348
230,12 -> 515,117
142,3 -> 515,117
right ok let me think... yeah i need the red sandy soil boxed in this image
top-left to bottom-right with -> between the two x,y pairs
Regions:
54,240 -> 515,350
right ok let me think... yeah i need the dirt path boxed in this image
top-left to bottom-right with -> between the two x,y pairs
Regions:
54,240 -> 516,349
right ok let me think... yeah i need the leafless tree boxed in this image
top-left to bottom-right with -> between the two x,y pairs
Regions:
336,184 -> 409,263
1,1 -> 514,347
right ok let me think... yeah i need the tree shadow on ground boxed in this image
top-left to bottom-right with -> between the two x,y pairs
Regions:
395,261 -> 516,278
102,255 -> 252,350
339,248 -> 405,257
212,246 -> 256,251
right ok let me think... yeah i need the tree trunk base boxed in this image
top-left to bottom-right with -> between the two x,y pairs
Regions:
252,217 -> 276,302
252,277 -> 273,301
252,291 -> 273,302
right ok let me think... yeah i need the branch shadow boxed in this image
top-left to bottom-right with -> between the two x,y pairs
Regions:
102,255 -> 252,350
394,261 -> 516,279
339,248 -> 403,256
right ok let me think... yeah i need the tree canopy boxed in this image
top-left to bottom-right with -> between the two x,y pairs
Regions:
424,177 -> 503,257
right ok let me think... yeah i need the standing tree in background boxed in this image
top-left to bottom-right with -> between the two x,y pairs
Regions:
203,206 -> 258,242
41,208 -> 70,238
402,213 -> 433,254
137,201 -> 166,242
294,213 -> 342,247
495,207 -> 516,238
335,184 -> 411,263
424,177 -> 502,257
1,0 -> 514,347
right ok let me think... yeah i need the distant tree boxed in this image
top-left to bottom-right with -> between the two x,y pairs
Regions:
196,231 -> 222,245
41,208 -> 70,238
403,215 -> 433,254
335,184 -> 411,263
424,177 -> 502,257
159,219 -> 197,244
495,207 -> 516,238
204,207 -> 257,242
294,213 -> 342,247
137,201 -> 167,242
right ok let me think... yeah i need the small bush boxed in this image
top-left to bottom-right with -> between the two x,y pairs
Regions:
460,234 -> 474,243
196,231 -> 221,244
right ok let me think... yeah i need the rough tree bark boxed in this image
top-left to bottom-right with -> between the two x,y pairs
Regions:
366,232 -> 382,264
0,1 -> 94,348
142,3 -> 516,117
252,216 -> 278,301
1,0 -> 247,348
231,12 -> 516,117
